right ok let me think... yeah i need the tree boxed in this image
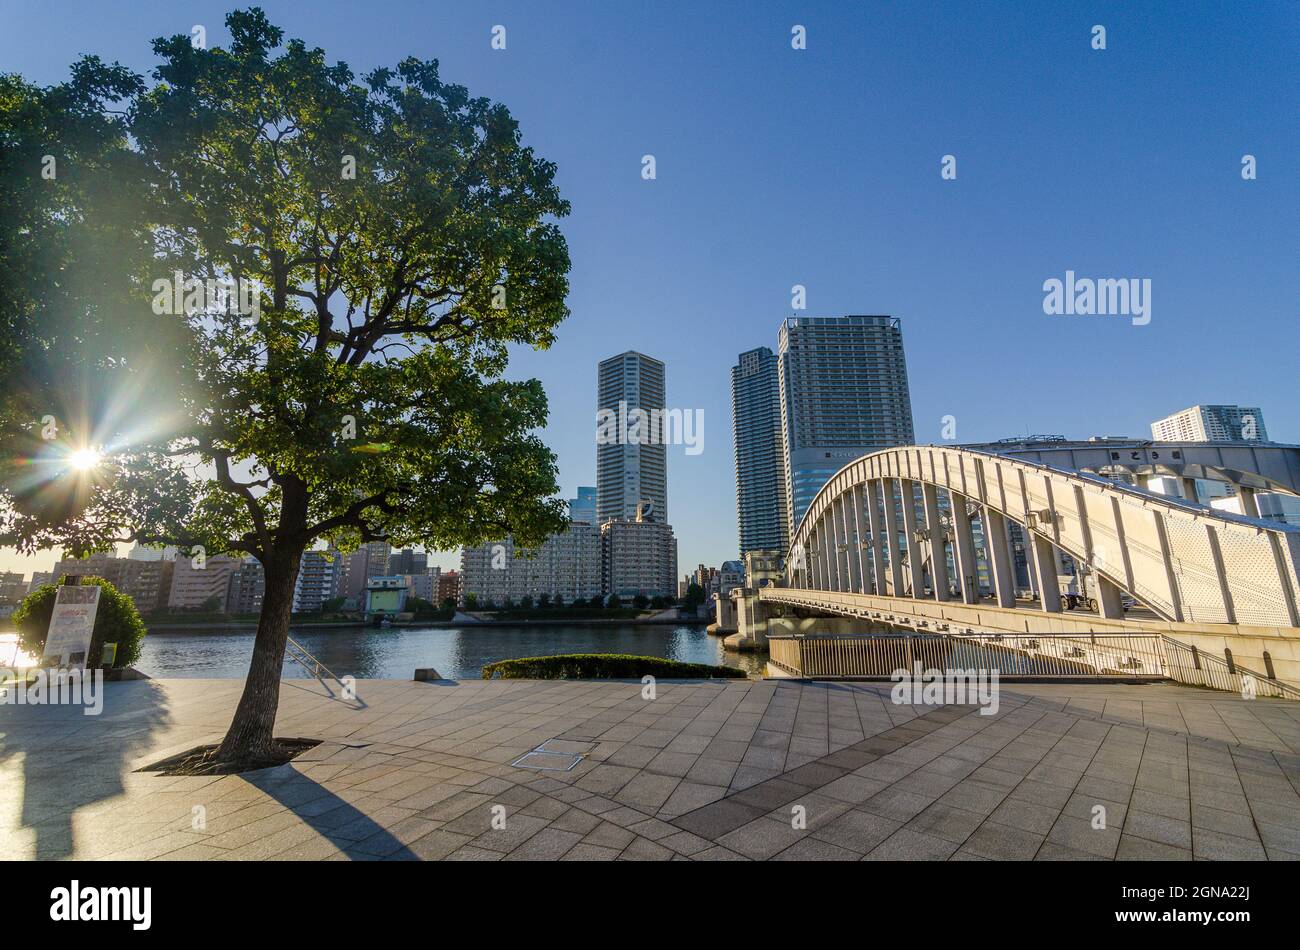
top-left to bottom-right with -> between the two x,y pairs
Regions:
0,9 -> 570,768
537,592 -> 550,608
552,593 -> 563,609
519,594 -> 534,609
14,578 -> 147,668
682,582 -> 705,610
463,592 -> 478,610
606,593 -> 622,609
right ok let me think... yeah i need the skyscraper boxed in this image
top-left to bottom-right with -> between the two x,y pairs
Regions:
778,315 -> 915,533
568,486 -> 597,525
1150,405 -> 1268,442
596,351 -> 667,524
731,346 -> 789,556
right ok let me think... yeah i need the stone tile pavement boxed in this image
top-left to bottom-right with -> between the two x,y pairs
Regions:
2,676 -> 1298,860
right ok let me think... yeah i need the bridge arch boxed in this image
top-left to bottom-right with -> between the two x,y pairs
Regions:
785,446 -> 1300,628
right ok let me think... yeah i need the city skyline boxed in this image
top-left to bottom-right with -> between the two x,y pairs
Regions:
1,0 -> 1296,578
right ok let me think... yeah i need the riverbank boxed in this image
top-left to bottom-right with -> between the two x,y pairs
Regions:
144,613 -> 708,632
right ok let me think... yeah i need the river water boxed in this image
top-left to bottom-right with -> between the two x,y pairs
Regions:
134,623 -> 767,680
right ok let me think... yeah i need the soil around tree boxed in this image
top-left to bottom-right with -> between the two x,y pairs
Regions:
138,737 -> 321,775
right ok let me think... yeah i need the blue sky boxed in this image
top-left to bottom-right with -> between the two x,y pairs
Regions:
1,0 -> 1297,575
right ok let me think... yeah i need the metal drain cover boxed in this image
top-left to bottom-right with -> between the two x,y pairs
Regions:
512,750 -> 582,771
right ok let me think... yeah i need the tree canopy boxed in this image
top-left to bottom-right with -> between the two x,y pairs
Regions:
1,6 -> 572,564
0,8 -> 572,766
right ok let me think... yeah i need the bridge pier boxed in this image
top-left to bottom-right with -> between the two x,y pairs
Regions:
950,492 -> 980,605
899,479 -> 926,598
882,479 -> 905,597
983,507 -> 1018,608
1238,486 -> 1261,518
866,480 -> 888,595
921,483 -> 951,602
1097,574 -> 1126,619
1031,534 -> 1062,612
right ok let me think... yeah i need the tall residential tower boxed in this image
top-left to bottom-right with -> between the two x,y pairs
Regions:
596,351 -> 667,524
778,315 -> 914,533
731,346 -> 789,557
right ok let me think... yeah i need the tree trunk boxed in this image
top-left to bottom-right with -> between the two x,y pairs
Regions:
215,544 -> 302,766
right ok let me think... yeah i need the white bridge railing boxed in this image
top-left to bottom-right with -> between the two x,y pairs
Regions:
767,632 -> 1300,700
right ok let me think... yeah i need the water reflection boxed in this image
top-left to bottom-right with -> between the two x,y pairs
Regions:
136,624 -> 767,680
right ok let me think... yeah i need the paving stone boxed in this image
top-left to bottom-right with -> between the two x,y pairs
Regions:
1123,809 -> 1192,850
960,821 -> 1045,860
1115,835 -> 1192,861
1046,815 -> 1120,859
864,828 -> 961,861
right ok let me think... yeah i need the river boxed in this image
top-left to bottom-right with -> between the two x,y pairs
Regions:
133,623 -> 767,680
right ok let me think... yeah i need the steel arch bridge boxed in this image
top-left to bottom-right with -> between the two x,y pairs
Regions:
775,445 -> 1300,630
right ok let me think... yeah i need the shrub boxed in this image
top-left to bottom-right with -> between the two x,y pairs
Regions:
13,577 -> 147,668
481,653 -> 748,680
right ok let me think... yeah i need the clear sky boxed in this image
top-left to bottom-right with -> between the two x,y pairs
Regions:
1,0 -> 1297,577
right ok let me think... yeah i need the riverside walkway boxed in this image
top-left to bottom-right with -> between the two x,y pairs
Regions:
2,677 -> 1298,861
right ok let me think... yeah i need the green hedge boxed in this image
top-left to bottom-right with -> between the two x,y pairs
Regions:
481,653 -> 748,680
14,577 -> 147,668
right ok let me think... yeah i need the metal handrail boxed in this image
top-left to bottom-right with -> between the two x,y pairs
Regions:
285,636 -> 344,685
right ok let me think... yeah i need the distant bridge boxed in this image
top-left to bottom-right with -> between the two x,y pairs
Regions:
742,444 -> 1300,686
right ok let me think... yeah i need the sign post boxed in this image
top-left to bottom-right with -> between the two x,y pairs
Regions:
41,577 -> 102,670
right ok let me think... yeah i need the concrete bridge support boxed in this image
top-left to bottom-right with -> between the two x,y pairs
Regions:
950,492 -> 980,605
921,483 -> 950,602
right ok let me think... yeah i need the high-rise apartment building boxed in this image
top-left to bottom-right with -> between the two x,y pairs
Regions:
342,541 -> 391,602
168,555 -> 240,611
436,571 -> 461,604
54,553 -> 175,613
293,549 -> 343,612
1151,405 -> 1268,442
596,351 -> 667,524
601,511 -> 677,599
731,346 -> 789,557
387,548 -> 428,576
0,572 -> 27,602
460,525 -> 602,605
227,559 -> 266,614
778,315 -> 914,533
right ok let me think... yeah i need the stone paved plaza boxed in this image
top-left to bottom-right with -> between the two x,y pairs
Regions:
2,676 -> 1299,861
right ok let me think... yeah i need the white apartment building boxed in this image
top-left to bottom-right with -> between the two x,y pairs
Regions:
1151,405 -> 1268,442
460,523 -> 602,605
601,515 -> 677,599
293,549 -> 343,612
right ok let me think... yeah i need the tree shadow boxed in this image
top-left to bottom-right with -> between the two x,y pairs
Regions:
0,677 -> 172,859
240,756 -> 418,860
